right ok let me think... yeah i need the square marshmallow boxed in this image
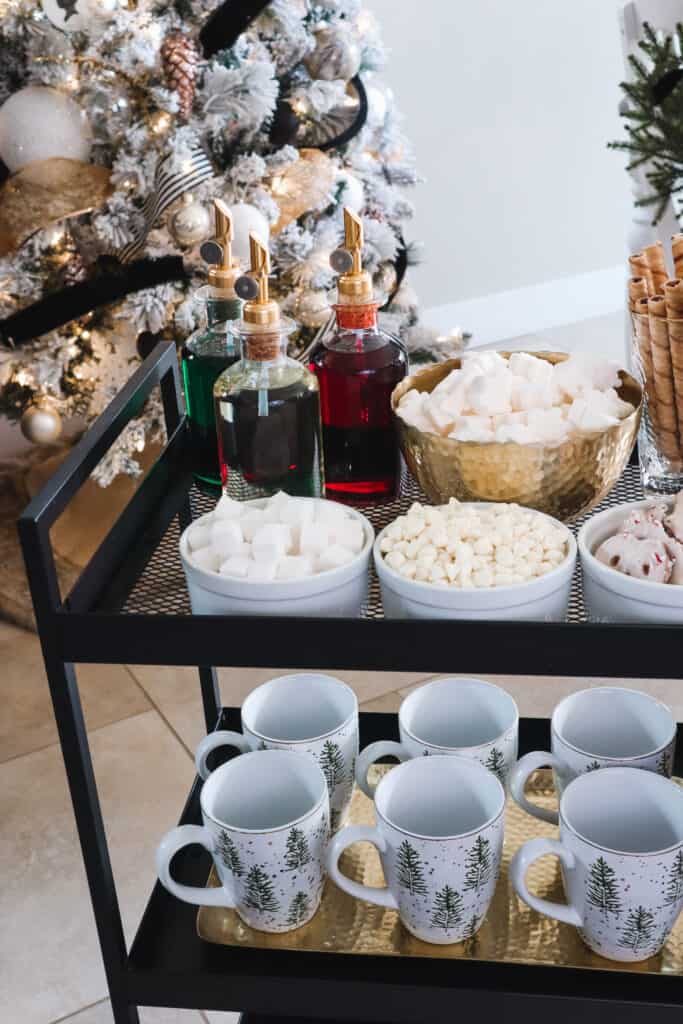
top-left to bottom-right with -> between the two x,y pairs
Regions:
191,547 -> 222,573
214,495 -> 244,520
252,523 -> 292,562
240,509 -> 267,541
318,544 -> 355,572
299,522 -> 332,557
334,519 -> 365,555
211,520 -> 244,560
247,560 -> 277,581
279,499 -> 315,529
277,555 -> 314,580
315,500 -> 348,533
219,555 -> 250,578
187,520 -> 212,551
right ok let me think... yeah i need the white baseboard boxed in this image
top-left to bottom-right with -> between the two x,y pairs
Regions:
422,265 -> 625,346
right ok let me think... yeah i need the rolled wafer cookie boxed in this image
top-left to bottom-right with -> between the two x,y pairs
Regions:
648,293 -> 681,460
663,278 -> 683,441
630,252 -> 653,294
633,295 -> 658,430
673,235 -> 683,279
643,241 -> 670,293
628,276 -> 648,310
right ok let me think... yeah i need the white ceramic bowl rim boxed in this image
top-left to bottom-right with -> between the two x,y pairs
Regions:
180,497 -> 373,590
578,498 -> 683,600
374,502 -> 576,597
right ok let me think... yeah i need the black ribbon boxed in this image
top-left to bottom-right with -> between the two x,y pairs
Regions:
0,256 -> 188,346
319,75 -> 368,152
200,0 -> 273,58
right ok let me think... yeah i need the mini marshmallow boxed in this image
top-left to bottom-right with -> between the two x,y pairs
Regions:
277,555 -> 314,580
219,555 -> 251,578
214,495 -> 244,520
191,547 -> 222,572
318,544 -> 355,572
187,520 -> 212,551
300,522 -> 332,556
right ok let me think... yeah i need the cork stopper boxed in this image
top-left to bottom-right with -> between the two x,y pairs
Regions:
200,199 -> 241,292
333,208 -> 373,305
243,333 -> 281,361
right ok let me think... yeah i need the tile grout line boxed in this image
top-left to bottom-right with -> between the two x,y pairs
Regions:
122,664 -> 198,760
48,996 -> 109,1024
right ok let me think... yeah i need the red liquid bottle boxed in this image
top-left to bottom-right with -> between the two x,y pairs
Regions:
311,209 -> 407,501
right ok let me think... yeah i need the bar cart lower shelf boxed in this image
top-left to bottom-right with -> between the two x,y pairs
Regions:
17,343 -> 683,1024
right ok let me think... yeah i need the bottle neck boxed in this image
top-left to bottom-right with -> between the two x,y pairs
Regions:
241,331 -> 288,365
206,294 -> 242,330
334,302 -> 379,331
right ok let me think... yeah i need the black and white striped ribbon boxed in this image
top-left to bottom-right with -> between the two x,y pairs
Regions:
118,143 -> 214,263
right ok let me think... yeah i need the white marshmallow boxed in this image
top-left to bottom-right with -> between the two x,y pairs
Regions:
467,372 -> 513,416
334,519 -> 365,554
252,524 -> 291,562
211,520 -> 245,560
280,499 -> 315,529
240,509 -> 267,541
247,560 -> 278,581
191,547 -> 222,573
318,544 -> 355,572
214,495 -> 244,520
277,555 -> 314,580
219,555 -> 250,578
187,520 -> 212,551
315,500 -> 348,532
300,522 -> 332,556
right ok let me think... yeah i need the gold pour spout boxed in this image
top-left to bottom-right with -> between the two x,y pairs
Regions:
202,198 -> 241,291
337,207 -> 373,303
242,233 -> 280,327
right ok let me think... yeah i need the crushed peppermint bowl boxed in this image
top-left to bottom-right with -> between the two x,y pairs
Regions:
579,497 -> 683,623
374,499 -> 576,621
180,492 -> 374,617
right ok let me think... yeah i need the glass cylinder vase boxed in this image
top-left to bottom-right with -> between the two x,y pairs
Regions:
631,309 -> 683,494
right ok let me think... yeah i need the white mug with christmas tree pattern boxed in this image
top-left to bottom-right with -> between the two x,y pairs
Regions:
194,673 -> 358,833
511,766 -> 683,962
510,687 -> 676,826
156,749 -> 329,933
355,677 -> 518,796
328,755 -> 505,944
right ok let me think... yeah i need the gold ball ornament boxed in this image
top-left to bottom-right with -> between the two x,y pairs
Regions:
305,25 -> 361,81
270,149 -> 336,233
21,402 -> 63,445
295,289 -> 332,328
169,196 -> 211,248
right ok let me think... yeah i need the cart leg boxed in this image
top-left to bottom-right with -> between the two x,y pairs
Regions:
198,665 -> 221,731
45,657 -> 139,1024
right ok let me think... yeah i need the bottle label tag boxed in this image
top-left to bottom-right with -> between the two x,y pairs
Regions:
335,305 -> 378,330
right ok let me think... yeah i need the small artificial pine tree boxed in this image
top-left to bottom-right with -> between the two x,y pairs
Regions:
395,839 -> 428,896
664,850 -> 683,906
286,891 -> 311,927
329,809 -> 341,834
484,747 -> 506,785
284,827 -> 311,871
584,761 -> 602,773
657,750 -> 672,777
216,830 -> 243,877
586,857 -> 622,916
244,864 -> 280,914
618,906 -> 657,954
319,740 -> 346,794
430,885 -> 463,932
464,836 -> 492,894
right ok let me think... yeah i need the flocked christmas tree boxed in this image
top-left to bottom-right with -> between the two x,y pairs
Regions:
664,851 -> 683,906
463,836 -> 492,894
586,856 -> 622,916
284,826 -> 311,870
395,839 -> 427,896
618,905 -> 657,955
430,885 -> 463,932
216,829 -> 244,876
286,890 -> 311,926
0,0 -> 456,486
244,863 -> 279,913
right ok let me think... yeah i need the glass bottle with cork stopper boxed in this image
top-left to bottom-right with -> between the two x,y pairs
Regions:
213,234 -> 324,498
181,199 -> 242,492
311,207 -> 407,501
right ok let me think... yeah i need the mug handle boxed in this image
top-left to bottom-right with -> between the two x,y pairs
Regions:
355,741 -> 410,798
509,751 -> 560,825
327,825 -> 399,909
195,730 -> 251,780
510,837 -> 582,927
156,825 -> 236,907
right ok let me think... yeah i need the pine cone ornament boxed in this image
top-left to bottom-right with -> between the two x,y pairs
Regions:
161,31 -> 199,120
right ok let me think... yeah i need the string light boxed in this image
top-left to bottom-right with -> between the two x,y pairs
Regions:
150,111 -> 172,135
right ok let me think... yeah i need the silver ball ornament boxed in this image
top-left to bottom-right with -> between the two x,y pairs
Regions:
295,289 -> 332,329
170,198 -> 212,249
21,402 -> 63,445
305,25 -> 362,81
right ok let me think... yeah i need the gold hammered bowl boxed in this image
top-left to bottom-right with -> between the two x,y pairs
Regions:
392,352 -> 642,522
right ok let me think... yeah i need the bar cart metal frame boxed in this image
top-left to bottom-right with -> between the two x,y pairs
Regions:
18,342 -> 683,1024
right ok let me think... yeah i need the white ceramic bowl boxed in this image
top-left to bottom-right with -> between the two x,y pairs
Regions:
373,504 -> 577,621
180,498 -> 374,617
578,499 -> 683,623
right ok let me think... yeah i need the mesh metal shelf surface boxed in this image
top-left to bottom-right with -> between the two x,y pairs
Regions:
122,465 -> 645,621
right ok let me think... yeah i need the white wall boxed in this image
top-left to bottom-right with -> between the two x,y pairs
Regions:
369,0 -> 631,308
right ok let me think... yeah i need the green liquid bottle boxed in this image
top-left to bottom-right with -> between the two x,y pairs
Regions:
180,200 -> 242,493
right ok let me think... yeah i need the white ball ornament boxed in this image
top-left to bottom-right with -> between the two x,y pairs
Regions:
337,170 -> 364,213
295,289 -> 332,329
230,203 -> 270,265
169,197 -> 211,248
0,87 -> 92,173
21,402 -> 63,445
41,0 -> 117,33
365,84 -> 388,128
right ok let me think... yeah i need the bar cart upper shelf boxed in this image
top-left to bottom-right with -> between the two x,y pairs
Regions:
17,342 -> 683,1024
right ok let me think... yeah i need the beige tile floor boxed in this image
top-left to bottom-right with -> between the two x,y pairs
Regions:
3,616 -> 683,1024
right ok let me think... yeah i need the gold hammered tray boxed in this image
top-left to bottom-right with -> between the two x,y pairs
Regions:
197,766 -> 683,974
